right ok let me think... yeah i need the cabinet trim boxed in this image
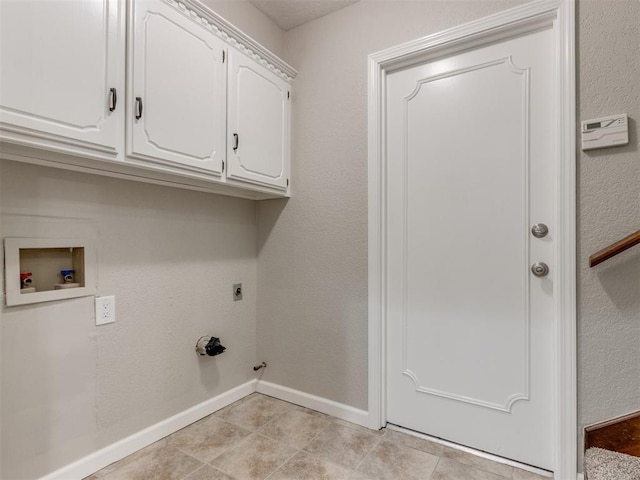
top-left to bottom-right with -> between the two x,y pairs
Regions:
166,0 -> 297,82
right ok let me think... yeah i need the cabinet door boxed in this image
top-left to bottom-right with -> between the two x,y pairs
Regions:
0,0 -> 124,156
227,50 -> 290,192
128,0 -> 226,175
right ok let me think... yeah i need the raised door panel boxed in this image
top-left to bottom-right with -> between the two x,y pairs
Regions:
0,0 -> 124,156
128,0 -> 225,175
227,50 -> 290,192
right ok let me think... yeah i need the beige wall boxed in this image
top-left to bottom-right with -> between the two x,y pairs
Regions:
0,161 -> 259,479
577,0 -> 640,458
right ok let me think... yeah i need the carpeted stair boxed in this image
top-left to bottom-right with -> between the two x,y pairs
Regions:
585,447 -> 640,480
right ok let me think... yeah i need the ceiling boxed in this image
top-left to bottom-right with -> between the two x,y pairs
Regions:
248,0 -> 359,31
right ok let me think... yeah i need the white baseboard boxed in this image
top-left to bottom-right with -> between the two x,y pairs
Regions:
39,380 -> 257,480
577,474 -> 584,480
256,380 -> 369,429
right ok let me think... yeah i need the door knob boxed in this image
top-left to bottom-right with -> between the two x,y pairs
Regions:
531,223 -> 549,238
531,262 -> 549,277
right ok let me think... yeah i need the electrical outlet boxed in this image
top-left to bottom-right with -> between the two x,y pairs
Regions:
95,295 -> 116,325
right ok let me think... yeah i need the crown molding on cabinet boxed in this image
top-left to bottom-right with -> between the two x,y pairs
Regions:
166,0 -> 297,82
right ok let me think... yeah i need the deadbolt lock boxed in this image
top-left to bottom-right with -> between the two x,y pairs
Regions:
531,262 -> 550,277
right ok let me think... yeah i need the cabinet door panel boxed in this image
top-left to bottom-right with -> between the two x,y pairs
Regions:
227,51 -> 290,191
0,0 -> 123,154
129,0 -> 225,175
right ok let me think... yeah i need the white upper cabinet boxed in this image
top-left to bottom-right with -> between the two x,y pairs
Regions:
0,0 -> 296,199
0,0 -> 125,158
227,50 -> 291,192
127,0 -> 226,175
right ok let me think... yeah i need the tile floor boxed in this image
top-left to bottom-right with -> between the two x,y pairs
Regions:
85,393 -> 550,480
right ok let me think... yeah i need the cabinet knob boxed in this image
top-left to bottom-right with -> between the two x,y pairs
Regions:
233,133 -> 239,151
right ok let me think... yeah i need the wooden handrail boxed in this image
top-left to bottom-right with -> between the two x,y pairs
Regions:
589,230 -> 640,267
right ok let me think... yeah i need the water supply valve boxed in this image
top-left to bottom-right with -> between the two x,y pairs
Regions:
20,272 -> 35,293
54,269 -> 80,290
61,269 -> 75,283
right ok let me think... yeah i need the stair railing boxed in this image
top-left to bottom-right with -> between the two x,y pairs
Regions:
589,230 -> 640,267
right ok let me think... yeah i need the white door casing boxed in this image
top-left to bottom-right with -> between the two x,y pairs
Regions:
368,0 -> 576,477
128,0 -> 226,175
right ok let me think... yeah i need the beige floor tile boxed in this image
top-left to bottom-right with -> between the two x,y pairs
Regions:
212,393 -> 256,417
512,467 -> 553,480
349,472 -> 375,480
442,447 -> 514,478
303,423 -> 381,469
260,409 -> 332,446
211,433 -> 298,480
167,416 -> 252,463
333,419 -> 386,437
101,444 -> 202,480
384,429 -> 446,456
182,464 -> 236,480
267,451 -> 355,479
84,394 -> 537,480
432,458 -> 511,480
357,439 -> 439,480
214,394 -> 293,430
90,438 -> 169,477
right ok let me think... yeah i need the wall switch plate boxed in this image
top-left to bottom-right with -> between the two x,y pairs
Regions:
233,283 -> 242,301
95,295 -> 115,325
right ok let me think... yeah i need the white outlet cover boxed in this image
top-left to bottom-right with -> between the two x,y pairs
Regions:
95,296 -> 115,326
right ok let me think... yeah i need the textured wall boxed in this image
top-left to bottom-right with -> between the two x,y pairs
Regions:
0,161 -> 258,479
577,0 -> 640,465
256,0 -> 526,410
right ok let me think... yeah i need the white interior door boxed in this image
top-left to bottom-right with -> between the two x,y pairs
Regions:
386,23 -> 556,470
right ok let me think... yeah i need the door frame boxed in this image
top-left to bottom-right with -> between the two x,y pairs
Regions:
367,0 -> 576,477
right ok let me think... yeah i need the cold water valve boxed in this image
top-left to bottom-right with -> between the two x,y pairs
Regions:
54,269 -> 80,289
62,269 -> 75,283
